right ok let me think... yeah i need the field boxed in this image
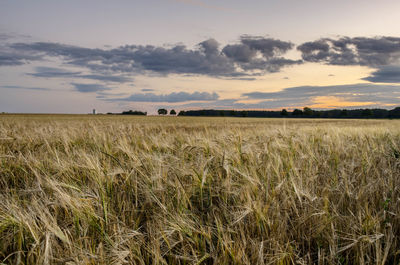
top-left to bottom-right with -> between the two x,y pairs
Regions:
0,115 -> 399,264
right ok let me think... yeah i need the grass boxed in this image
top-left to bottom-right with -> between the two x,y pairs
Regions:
0,115 -> 399,264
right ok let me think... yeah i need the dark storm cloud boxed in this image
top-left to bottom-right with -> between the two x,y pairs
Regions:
114,91 -> 219,102
28,67 -> 132,83
71,83 -> 112,93
6,36 -> 298,76
298,37 -> 400,66
362,65 -> 400,83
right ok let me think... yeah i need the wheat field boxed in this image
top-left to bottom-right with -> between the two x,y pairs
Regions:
0,115 -> 399,264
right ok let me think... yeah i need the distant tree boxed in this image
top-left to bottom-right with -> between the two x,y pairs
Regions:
172,106 -> 400,119
362,109 -> 372,117
158,108 -> 168,115
122,110 -> 147,115
170,109 -> 176,115
303,107 -> 313,116
178,111 -> 186,116
241,111 -> 248,117
292,109 -> 303,116
389,107 -> 400,118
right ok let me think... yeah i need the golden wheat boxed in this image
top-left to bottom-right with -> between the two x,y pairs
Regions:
0,115 -> 399,264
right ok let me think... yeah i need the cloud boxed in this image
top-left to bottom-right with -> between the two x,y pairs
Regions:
176,83 -> 400,110
222,36 -> 301,71
226,77 -> 257,81
0,33 -> 12,41
298,36 -> 400,66
141,88 -> 155,92
6,36 -> 298,76
362,65 -> 400,83
0,33 -> 37,65
112,91 -> 219,102
106,83 -> 399,108
79,74 -> 132,83
5,35 -> 400,79
198,38 -> 220,56
222,44 -> 257,63
0,48 -> 42,66
0,32 -> 31,42
28,67 -> 132,83
242,83 -> 400,106
1,85 -> 50,91
240,36 -> 294,58
96,91 -> 128,99
28,67 -> 81,78
71,83 -> 112,93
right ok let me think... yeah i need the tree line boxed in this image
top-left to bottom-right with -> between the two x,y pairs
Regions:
105,107 -> 400,118
177,107 -> 400,119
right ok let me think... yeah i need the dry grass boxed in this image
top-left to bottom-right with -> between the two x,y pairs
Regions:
0,115 -> 399,264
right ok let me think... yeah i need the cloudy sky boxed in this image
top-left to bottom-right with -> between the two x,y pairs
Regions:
1,0 -> 400,113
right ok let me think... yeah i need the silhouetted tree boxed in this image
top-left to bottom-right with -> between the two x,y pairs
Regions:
389,107 -> 400,118
281,109 -> 288,116
362,109 -> 372,117
158,108 -> 168,115
173,107 -> 400,119
121,110 -> 147,115
170,109 -> 176,115
303,107 -> 313,116
292,109 -> 303,116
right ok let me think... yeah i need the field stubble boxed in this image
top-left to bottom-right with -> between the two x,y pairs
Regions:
0,115 -> 399,264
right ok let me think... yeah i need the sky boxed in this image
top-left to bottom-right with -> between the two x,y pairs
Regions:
1,0 -> 400,114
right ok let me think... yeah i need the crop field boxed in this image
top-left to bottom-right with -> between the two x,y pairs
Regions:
0,115 -> 399,265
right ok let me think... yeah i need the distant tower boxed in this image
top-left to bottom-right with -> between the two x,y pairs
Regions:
93,109 -> 96,115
